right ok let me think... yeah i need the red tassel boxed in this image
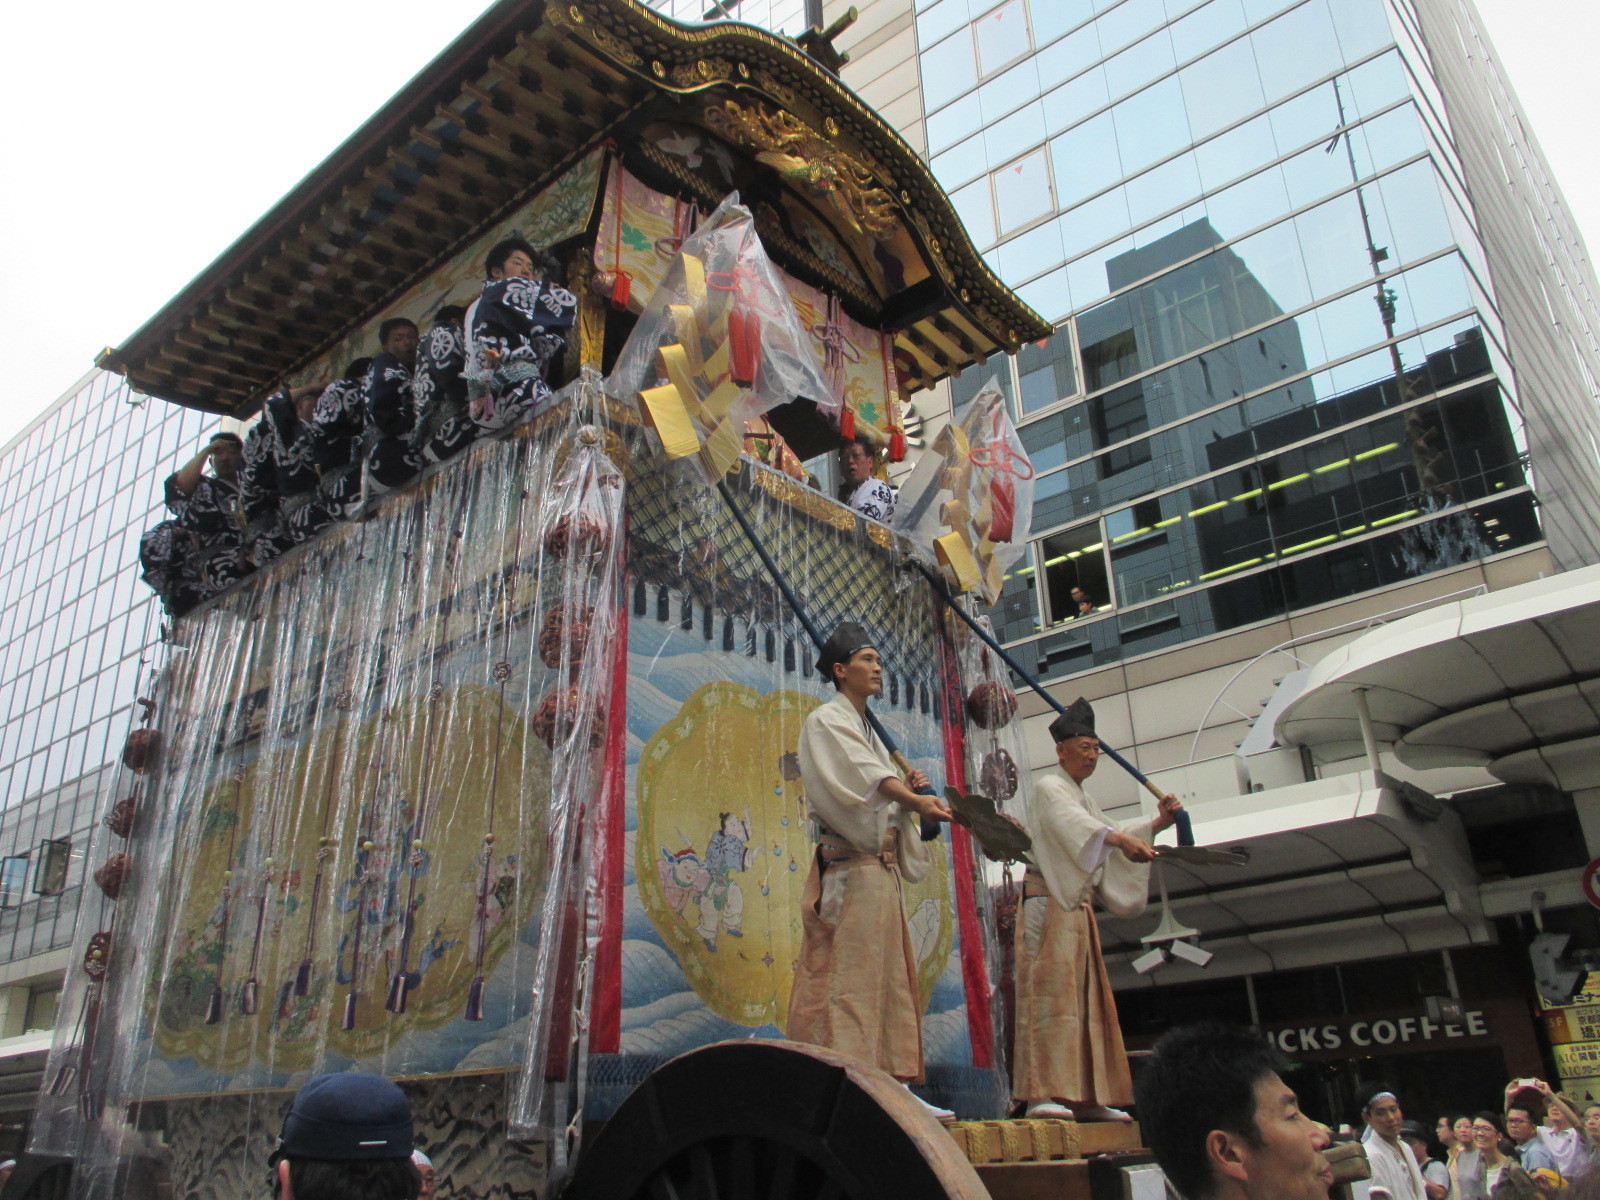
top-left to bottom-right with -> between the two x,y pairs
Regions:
840,405 -> 855,440
888,427 -> 907,462
730,309 -> 761,386
610,272 -> 631,311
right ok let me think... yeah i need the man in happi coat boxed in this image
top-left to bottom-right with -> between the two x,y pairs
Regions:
177,431 -> 250,603
301,358 -> 373,532
1014,697 -> 1181,1122
365,317 -> 422,494
789,622 -> 953,1117
465,237 -> 577,432
411,304 -> 474,465
240,381 -> 325,567
837,435 -> 896,523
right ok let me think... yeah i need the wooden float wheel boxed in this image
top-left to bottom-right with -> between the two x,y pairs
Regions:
562,1038 -> 989,1200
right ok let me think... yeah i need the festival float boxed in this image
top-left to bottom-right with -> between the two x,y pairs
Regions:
20,1 -> 1208,1197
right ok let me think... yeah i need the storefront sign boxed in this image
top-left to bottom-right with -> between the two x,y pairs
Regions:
1263,1009 -> 1491,1058
1545,1001 -> 1600,1045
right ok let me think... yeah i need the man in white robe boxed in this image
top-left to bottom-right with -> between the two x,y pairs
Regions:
1014,697 -> 1181,1121
788,622 -> 952,1114
1359,1085 -> 1428,1200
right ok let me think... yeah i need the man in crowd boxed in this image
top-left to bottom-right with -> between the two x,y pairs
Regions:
465,237 -> 576,432
411,304 -> 474,465
1012,697 -> 1180,1121
1506,1097 -> 1559,1174
365,318 -> 422,494
837,435 -> 895,523
270,1073 -> 420,1200
788,622 -> 952,1117
1136,1023 -> 1335,1200
1520,1078 -> 1595,1178
1360,1084 -> 1428,1200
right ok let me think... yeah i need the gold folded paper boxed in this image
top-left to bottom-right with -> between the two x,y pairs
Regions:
667,304 -> 705,375
682,253 -> 708,315
640,383 -> 701,459
702,379 -> 744,423
658,344 -> 703,414
935,531 -> 981,593
699,416 -> 746,479
940,499 -> 972,531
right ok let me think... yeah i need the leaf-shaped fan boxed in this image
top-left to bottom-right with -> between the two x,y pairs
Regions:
944,787 -> 1033,866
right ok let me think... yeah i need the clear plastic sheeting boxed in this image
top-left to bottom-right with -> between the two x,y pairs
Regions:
504,423 -> 624,1154
34,371 -> 625,1200
606,193 -> 837,488
891,380 -> 1036,607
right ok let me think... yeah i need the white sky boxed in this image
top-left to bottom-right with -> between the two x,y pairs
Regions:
0,0 -> 1594,449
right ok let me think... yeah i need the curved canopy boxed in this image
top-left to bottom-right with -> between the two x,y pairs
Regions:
98,0 -> 1047,416
1273,564 -> 1600,788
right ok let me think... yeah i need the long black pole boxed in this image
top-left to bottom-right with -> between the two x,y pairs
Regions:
714,480 -> 943,818
905,557 -> 1194,846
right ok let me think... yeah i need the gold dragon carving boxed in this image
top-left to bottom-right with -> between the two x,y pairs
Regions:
702,99 -> 899,242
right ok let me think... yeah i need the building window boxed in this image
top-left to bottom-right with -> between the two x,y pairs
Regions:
1016,328 -> 1078,414
1040,521 -> 1111,624
993,147 -> 1055,236
33,839 -> 69,897
974,0 -> 1031,77
24,985 -> 60,1034
0,856 -> 27,908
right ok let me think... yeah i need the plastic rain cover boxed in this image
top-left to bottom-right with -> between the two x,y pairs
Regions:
891,380 -> 1035,607
606,193 -> 836,489
33,371 -> 624,1199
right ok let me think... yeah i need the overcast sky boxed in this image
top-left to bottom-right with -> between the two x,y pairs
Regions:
1,0 -> 1594,450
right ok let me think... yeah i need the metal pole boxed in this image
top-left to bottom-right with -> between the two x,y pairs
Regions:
715,479 -> 940,808
904,557 -> 1193,844
1352,686 -> 1383,774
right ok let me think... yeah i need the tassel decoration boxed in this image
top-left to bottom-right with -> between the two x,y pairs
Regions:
386,972 -> 409,1015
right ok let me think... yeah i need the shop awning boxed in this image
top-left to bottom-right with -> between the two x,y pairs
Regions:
1100,770 -> 1490,987
1272,564 -> 1600,788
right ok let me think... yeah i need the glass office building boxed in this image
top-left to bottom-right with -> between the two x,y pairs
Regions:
906,0 -> 1600,678
0,370 -> 220,1148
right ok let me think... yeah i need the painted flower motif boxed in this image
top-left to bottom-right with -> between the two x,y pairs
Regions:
491,660 -> 513,682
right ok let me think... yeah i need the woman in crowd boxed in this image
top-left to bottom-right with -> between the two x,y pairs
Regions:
1454,1114 -> 1487,1200
1468,1112 -> 1513,1196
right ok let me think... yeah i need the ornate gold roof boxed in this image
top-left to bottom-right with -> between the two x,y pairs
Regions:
101,0 -> 1048,415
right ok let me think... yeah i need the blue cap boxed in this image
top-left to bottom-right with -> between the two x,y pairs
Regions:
279,1074 -> 413,1160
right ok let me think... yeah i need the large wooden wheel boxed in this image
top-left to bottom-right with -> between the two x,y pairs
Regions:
562,1039 -> 988,1200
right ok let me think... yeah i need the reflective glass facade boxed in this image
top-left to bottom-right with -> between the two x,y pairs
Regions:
0,372 -> 220,971
911,0 -> 1600,677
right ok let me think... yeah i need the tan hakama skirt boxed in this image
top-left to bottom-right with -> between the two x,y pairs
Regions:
1011,892 -> 1132,1106
785,830 -> 924,1082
